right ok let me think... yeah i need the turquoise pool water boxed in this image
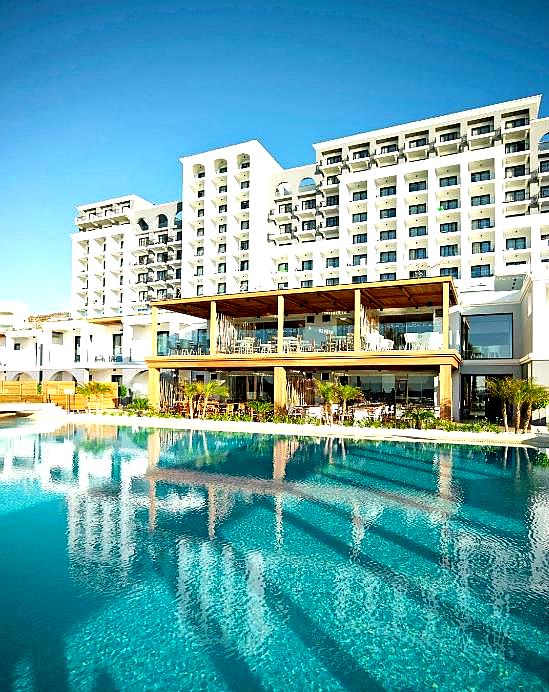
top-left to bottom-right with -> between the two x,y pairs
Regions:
0,423 -> 548,691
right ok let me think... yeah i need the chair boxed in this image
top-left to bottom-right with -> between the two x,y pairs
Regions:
404,333 -> 418,350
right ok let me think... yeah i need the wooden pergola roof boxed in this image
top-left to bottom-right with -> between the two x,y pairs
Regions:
152,277 -> 458,320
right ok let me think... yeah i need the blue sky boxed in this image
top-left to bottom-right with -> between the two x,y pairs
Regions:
0,0 -> 548,312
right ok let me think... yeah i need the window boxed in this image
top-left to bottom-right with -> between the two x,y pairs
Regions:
440,131 -> 459,142
197,190 -> 205,198
352,274 -> 368,284
380,208 -> 396,219
240,240 -> 249,250
218,205 -> 227,213
278,282 -> 288,290
326,175 -> 339,185
217,263 -> 226,273
301,280 -> 313,288
157,270 -> 167,280
505,141 -> 526,153
353,149 -> 369,159
326,256 -> 339,268
197,285 -> 203,296
301,259 -> 313,271
302,198 -> 316,210
471,124 -> 491,135
409,225 -> 427,237
380,185 -> 396,197
380,272 -> 396,281
540,160 -> 549,173
326,195 -> 339,206
157,234 -> 168,245
176,231 -> 182,240
353,253 -> 367,266
440,267 -> 459,278
409,247 -> 427,260
462,313 -> 512,358
138,273 -> 147,283
278,262 -> 288,272
505,165 -> 526,178
219,224 -> 226,233
380,229 -> 396,241
440,175 -> 458,187
240,280 -> 248,292
471,194 -> 491,206
240,260 -> 249,271
138,290 -> 148,301
471,170 -> 491,182
197,171 -> 205,178
440,222 -> 458,234
197,228 -> 204,236
176,250 -> 182,259
197,209 -> 204,217
280,223 -> 291,233
352,212 -> 368,223
219,185 -> 227,193
352,190 -> 367,201
472,241 -> 492,254
409,137 -> 427,148
157,289 -> 167,300
506,237 -> 527,250
380,143 -> 398,153
440,244 -> 458,257
409,180 -> 427,192
158,214 -> 168,228
302,220 -> 316,230
439,199 -> 459,210
241,220 -> 250,229
240,201 -> 249,209
326,154 -> 342,164
218,244 -> 226,253
540,186 -> 549,198
472,218 -> 493,230
506,117 -> 528,128
219,166 -> 227,173
506,189 -> 527,202
196,247 -> 204,256
14,343 -> 21,351
326,216 -> 339,227
353,233 -> 368,244
409,203 -> 426,214
217,283 -> 226,294
380,251 -> 396,263
471,265 -> 491,278
175,268 -> 181,279
139,238 -> 148,247
409,270 -> 426,278
241,180 -> 250,189
326,278 -> 339,286
52,331 -> 63,345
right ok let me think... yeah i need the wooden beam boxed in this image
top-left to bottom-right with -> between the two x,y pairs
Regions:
353,288 -> 361,352
360,289 -> 383,309
209,301 -> 217,355
148,367 -> 160,410
277,295 -> 284,354
274,366 -> 287,415
442,282 -> 449,349
439,364 -> 452,420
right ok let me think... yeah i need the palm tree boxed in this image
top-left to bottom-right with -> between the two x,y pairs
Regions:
196,379 -> 229,418
76,381 -> 113,412
337,384 -> 363,415
510,379 -> 529,434
520,381 -> 549,433
314,379 -> 339,425
179,380 -> 200,418
486,377 -> 515,432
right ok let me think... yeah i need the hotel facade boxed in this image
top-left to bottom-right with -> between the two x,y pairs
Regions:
2,95 -> 549,420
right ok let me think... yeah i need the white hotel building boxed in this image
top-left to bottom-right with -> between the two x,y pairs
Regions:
1,94 -> 548,419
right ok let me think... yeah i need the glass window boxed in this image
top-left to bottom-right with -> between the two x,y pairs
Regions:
326,256 -> 339,268
471,264 -> 491,278
472,218 -> 492,230
506,237 -> 527,250
409,180 -> 427,192
440,244 -> 458,257
240,280 -> 248,291
218,244 -> 226,253
409,203 -> 427,214
409,225 -> 427,237
380,230 -> 396,241
440,267 -> 459,278
217,283 -> 226,294
440,175 -> 458,187
240,240 -> 249,250
241,220 -> 250,229
380,185 -> 396,197
540,186 -> 549,198
239,260 -> 249,271
471,170 -> 491,182
439,199 -> 459,210
440,222 -> 458,233
380,251 -> 396,263
353,149 -> 369,159
278,262 -> 288,272
352,274 -> 368,283
302,199 -> 316,209
278,282 -> 288,290
353,253 -> 367,266
241,180 -> 250,189
217,263 -> 226,273
326,195 -> 339,206
326,278 -> 339,286
471,124 -> 492,135
440,131 -> 459,142
218,224 -> 226,233
197,285 -> 203,296
326,154 -> 342,164
380,143 -> 398,154
302,259 -> 313,270
301,280 -> 313,288
352,190 -> 367,201
462,314 -> 512,359
326,216 -> 339,227
380,272 -> 396,281
353,233 -> 368,244
326,175 -> 339,185
279,203 -> 292,213
472,241 -> 492,254
540,160 -> 549,173
302,220 -> 316,230
380,208 -> 396,219
409,247 -> 427,260
471,194 -> 491,206
352,212 -> 367,223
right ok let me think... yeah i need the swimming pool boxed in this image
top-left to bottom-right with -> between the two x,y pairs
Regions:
0,423 -> 547,691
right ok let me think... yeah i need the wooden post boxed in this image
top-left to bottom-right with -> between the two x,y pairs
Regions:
353,288 -> 361,352
209,300 -> 217,355
274,366 -> 287,415
151,305 -> 158,357
277,294 -> 284,354
442,281 -> 450,349
148,367 -> 160,410
439,364 -> 452,420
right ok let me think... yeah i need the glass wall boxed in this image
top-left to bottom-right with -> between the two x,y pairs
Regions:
461,374 -> 512,421
461,314 -> 512,359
